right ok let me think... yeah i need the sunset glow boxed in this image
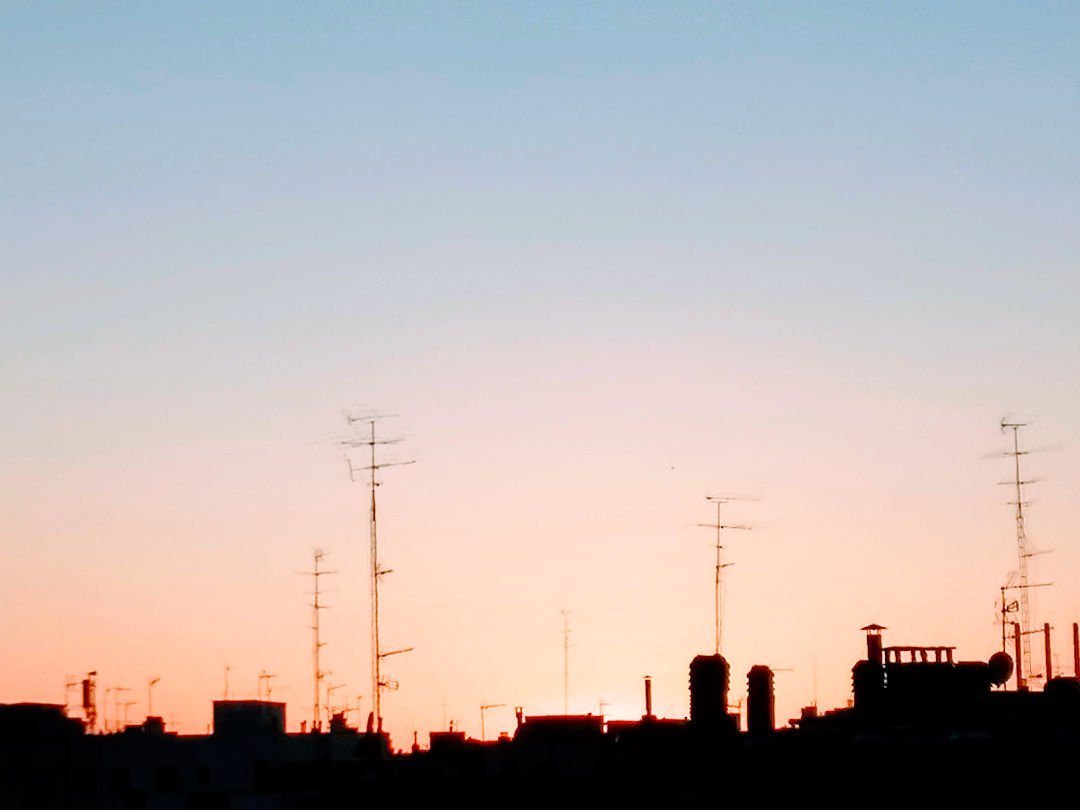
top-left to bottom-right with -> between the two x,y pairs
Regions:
3,4 -> 1079,752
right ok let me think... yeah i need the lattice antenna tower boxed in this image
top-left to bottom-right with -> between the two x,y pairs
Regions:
998,420 -> 1046,683
300,549 -> 336,731
699,495 -> 756,655
343,412 -> 415,728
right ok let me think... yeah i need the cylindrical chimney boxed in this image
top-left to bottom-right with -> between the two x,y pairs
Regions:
1073,623 -> 1079,679
1045,622 -> 1053,681
644,676 -> 653,718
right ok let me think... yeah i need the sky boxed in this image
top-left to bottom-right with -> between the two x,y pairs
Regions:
2,2 -> 1079,745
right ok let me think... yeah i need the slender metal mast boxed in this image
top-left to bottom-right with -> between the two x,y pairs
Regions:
302,549 -> 335,731
700,496 -> 753,655
344,414 -> 414,729
1000,420 -> 1038,682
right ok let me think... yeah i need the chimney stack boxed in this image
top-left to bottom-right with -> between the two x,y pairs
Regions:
1045,622 -> 1053,681
1073,623 -> 1079,679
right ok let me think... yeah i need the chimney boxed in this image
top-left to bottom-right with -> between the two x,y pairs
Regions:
644,676 -> 653,718
1045,622 -> 1053,681
1073,623 -> 1079,679
861,624 -> 885,664
747,666 -> 775,737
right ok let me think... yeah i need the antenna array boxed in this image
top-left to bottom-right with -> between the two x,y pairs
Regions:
343,413 -> 415,729
699,495 -> 755,656
301,549 -> 336,731
999,420 -> 1043,685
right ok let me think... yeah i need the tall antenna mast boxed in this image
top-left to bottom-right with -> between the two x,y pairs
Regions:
301,549 -> 336,731
999,420 -> 1039,683
561,609 -> 573,713
344,413 -> 415,729
700,495 -> 754,655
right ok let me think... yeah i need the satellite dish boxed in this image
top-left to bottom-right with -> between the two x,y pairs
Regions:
988,652 -> 1014,686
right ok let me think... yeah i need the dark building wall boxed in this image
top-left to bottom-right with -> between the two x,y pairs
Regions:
689,655 -> 729,727
747,666 -> 775,736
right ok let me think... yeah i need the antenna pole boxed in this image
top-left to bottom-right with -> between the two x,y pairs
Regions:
343,413 -> 414,731
303,549 -> 336,731
1001,421 -> 1040,682
701,496 -> 754,655
147,677 -> 160,717
714,501 -> 722,654
370,419 -> 380,725
480,703 -> 505,741
113,687 -> 130,731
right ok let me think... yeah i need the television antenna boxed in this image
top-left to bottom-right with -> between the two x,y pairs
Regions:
299,549 -> 336,731
257,671 -> 277,701
480,703 -> 505,740
700,495 -> 756,655
147,677 -> 160,717
343,412 -> 415,728
997,420 -> 1051,682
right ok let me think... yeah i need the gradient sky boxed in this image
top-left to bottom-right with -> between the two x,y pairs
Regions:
3,2 -> 1079,744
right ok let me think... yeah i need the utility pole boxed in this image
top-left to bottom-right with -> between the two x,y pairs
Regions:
700,495 -> 755,655
343,413 -> 415,729
561,609 -> 573,714
301,549 -> 336,731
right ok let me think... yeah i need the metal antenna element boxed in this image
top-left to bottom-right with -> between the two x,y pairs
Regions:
561,610 -> 573,714
258,671 -> 277,701
480,703 -> 505,741
147,677 -> 160,717
326,683 -> 346,716
343,413 -> 415,729
998,420 -> 1047,684
999,582 -> 1052,660
300,549 -> 337,731
64,675 -> 80,714
700,495 -> 755,655
113,687 -> 130,731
